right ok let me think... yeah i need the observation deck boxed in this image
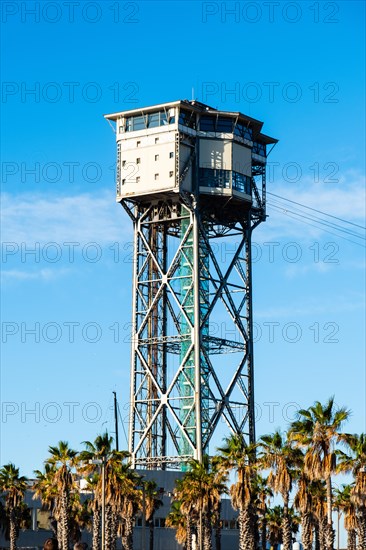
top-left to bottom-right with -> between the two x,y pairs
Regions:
105,100 -> 277,212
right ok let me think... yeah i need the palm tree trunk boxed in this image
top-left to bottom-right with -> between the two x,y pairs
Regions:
92,506 -> 101,550
60,489 -> 69,550
57,526 -> 63,550
149,520 -> 154,550
203,512 -> 212,550
9,507 -> 17,550
121,514 -> 133,550
110,511 -> 118,550
251,504 -> 259,550
215,521 -> 221,550
238,509 -> 246,550
320,516 -> 328,550
282,497 -> 292,550
261,515 -> 267,550
301,512 -> 313,550
104,505 -> 113,550
240,507 -> 255,550
214,501 -> 222,550
186,515 -> 192,550
357,509 -> 366,550
347,528 -> 357,550
325,522 -> 335,550
314,520 -> 320,550
325,477 -> 335,550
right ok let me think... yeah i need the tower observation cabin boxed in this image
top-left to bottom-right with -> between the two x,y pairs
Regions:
106,100 -> 277,219
105,100 -> 277,469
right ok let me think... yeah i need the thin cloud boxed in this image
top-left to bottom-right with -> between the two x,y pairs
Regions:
1,190 -> 131,245
256,294 -> 365,319
1,268 -> 72,282
1,174 -> 364,252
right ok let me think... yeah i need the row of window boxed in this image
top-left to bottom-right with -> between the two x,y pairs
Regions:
178,111 -> 254,140
122,111 -> 175,132
122,152 -> 174,167
179,114 -> 254,141
199,168 -> 251,194
121,171 -> 174,185
120,143 -> 262,162
136,138 -> 160,146
121,168 -> 250,191
200,167 -> 230,188
119,111 -> 263,154
135,517 -> 167,528
135,517 -> 240,529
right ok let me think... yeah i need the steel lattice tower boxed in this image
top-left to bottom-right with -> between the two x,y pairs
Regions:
105,100 -> 277,469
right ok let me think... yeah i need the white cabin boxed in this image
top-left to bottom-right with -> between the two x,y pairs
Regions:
105,99 -> 277,206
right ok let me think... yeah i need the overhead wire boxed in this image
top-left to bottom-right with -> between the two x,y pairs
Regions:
268,202 -> 365,244
267,191 -> 365,230
265,189 -> 365,247
267,198 -> 365,240
268,204 -> 364,247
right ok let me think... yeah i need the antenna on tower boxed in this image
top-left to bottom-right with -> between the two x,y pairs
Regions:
191,87 -> 194,101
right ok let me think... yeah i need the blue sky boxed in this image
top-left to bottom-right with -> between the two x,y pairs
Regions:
1,0 -> 365,522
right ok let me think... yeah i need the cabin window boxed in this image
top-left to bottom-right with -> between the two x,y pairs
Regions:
216,116 -> 233,133
200,115 -> 215,132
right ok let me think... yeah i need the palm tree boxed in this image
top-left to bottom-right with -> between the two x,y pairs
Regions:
338,433 -> 366,550
311,480 -> 328,550
45,441 -> 78,550
259,430 -> 303,550
213,499 -> 222,550
166,500 -> 188,549
171,480 -> 195,550
33,464 -> 59,537
217,434 -> 258,550
142,480 -> 163,550
78,433 -> 134,550
294,473 -> 314,550
69,493 -> 91,544
0,463 -> 28,550
266,505 -> 300,550
289,396 -> 350,550
254,475 -> 273,550
81,474 -> 101,550
173,455 -> 227,550
78,433 -> 114,550
334,485 -> 358,550
112,462 -> 141,550
266,505 -> 283,549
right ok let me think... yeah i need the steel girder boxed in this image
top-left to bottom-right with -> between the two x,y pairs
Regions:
122,192 -> 258,469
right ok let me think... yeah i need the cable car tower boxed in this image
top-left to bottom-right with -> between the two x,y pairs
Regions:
105,100 -> 277,469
